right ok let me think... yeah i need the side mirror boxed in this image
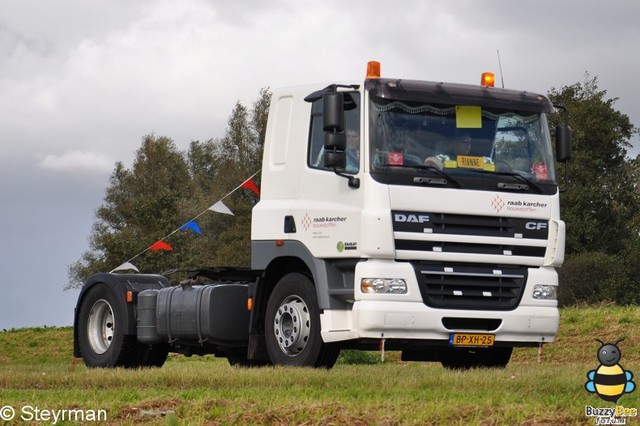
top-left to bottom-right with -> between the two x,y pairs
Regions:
556,125 -> 572,162
322,92 -> 347,170
323,132 -> 346,170
321,91 -> 359,188
323,92 -> 344,131
324,150 -> 346,170
324,131 -> 346,151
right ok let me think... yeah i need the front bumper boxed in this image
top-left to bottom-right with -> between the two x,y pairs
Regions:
321,302 -> 558,344
356,301 -> 557,342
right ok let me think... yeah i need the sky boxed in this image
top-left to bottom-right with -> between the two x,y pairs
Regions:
1,0 -> 639,330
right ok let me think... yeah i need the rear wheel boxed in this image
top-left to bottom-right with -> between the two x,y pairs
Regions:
265,273 -> 339,368
78,284 -> 167,368
440,347 -> 512,369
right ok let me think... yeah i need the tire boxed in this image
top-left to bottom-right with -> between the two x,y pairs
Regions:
77,284 -> 154,368
440,347 -> 512,370
265,273 -> 340,368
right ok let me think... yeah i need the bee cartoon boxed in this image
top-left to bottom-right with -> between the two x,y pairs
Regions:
585,338 -> 635,403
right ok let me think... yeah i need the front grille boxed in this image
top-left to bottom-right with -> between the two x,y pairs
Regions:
392,211 -> 549,239
415,263 -> 527,310
395,240 -> 546,257
392,211 -> 549,261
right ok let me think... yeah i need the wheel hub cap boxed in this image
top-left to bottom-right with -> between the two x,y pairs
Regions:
273,296 -> 311,356
86,299 -> 115,355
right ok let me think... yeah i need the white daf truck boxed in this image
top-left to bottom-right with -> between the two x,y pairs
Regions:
73,62 -> 571,369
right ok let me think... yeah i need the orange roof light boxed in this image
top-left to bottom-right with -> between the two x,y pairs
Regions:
481,72 -> 495,87
367,61 -> 381,79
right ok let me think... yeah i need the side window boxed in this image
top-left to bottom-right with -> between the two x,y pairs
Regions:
308,100 -> 325,168
308,92 -> 360,174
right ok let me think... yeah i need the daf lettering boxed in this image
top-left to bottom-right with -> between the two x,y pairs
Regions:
395,213 -> 430,224
525,221 -> 547,231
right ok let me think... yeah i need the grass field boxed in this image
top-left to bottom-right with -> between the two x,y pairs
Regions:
0,306 -> 639,425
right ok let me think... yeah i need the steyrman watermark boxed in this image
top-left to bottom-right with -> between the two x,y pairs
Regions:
0,404 -> 107,424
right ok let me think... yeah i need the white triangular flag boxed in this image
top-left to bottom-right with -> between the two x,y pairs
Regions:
110,262 -> 140,273
208,200 -> 234,216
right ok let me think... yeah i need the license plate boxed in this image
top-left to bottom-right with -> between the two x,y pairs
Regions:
449,333 -> 495,347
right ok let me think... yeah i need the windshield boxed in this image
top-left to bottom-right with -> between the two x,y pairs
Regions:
369,95 -> 557,192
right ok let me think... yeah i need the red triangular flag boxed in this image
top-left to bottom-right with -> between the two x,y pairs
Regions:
149,241 -> 173,251
241,178 -> 260,197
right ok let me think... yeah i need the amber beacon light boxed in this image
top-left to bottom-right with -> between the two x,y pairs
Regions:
481,72 -> 495,87
367,61 -> 381,79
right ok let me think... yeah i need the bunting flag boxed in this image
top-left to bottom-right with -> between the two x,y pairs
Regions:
179,220 -> 202,235
208,200 -> 234,216
110,262 -> 140,273
112,171 -> 260,268
241,178 -> 260,197
149,240 -> 173,251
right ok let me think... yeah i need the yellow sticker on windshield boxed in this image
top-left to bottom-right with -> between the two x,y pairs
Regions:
457,155 -> 484,169
456,106 -> 482,128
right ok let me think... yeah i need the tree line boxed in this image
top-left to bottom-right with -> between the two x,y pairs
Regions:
67,88 -> 269,288
549,75 -> 640,305
68,79 -> 640,306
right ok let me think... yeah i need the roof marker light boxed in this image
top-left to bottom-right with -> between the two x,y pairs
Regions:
367,61 -> 381,79
481,72 -> 495,87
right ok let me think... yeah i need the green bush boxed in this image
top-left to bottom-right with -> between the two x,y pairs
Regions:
558,251 -> 640,306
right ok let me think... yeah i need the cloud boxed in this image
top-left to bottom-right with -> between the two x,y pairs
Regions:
0,0 -> 369,168
38,150 -> 113,174
0,1 -> 223,165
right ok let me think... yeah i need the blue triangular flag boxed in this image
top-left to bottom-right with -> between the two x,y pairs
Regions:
179,220 -> 202,235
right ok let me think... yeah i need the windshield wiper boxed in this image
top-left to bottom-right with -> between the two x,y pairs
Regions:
500,172 -> 546,194
470,169 -> 545,194
378,164 -> 461,187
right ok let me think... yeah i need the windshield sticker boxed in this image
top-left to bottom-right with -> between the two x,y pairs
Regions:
455,105 -> 482,128
532,163 -> 548,180
447,155 -> 496,172
456,155 -> 483,169
388,152 -> 404,165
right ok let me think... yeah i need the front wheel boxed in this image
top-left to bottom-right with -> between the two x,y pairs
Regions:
265,273 -> 339,368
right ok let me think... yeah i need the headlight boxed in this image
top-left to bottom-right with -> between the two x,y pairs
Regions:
361,278 -> 407,294
532,285 -> 557,300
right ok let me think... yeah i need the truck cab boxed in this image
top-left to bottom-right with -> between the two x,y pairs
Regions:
250,62 -> 570,368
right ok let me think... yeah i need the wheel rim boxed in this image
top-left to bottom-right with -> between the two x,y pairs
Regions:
273,295 -> 311,357
86,299 -> 115,355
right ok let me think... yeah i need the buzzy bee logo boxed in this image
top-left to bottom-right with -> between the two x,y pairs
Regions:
586,339 -> 635,403
584,339 -> 637,424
